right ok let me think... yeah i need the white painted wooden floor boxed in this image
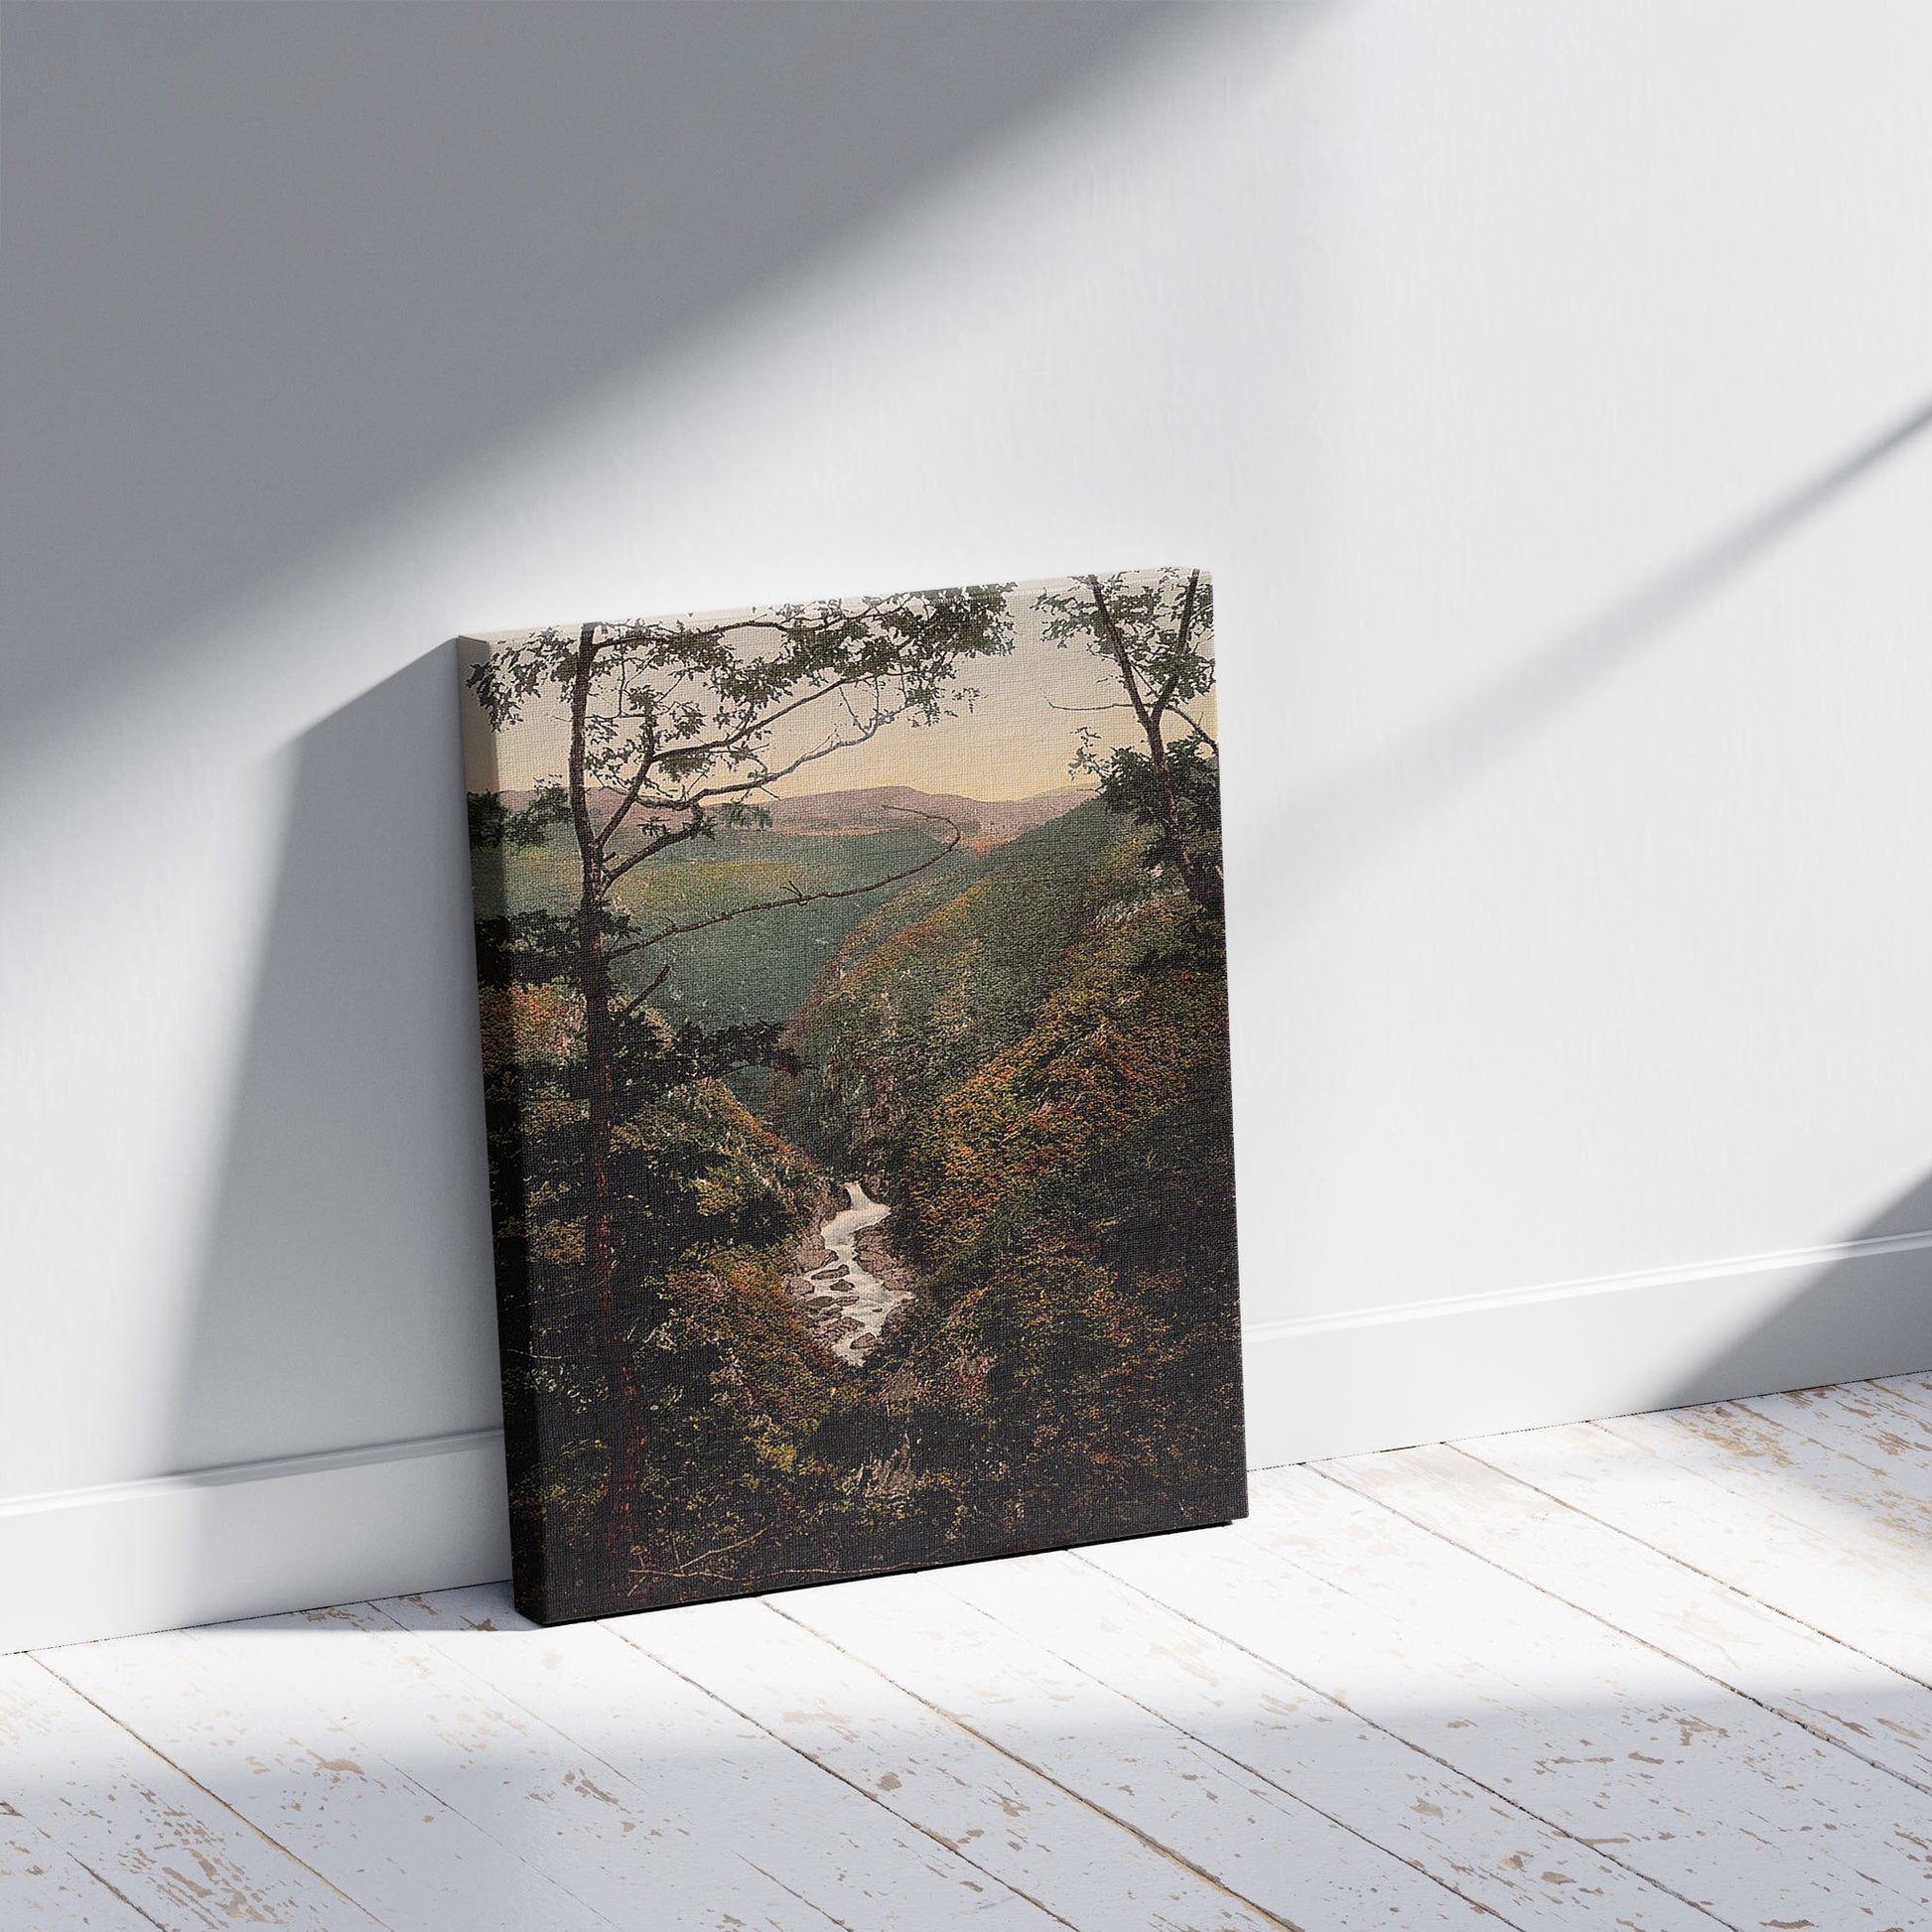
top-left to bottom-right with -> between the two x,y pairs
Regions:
10,1377 -> 1932,1932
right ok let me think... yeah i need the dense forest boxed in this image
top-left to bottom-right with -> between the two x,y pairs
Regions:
464,571 -> 1242,1620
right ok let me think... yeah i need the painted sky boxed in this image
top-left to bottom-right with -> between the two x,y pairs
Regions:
460,572 -> 1214,805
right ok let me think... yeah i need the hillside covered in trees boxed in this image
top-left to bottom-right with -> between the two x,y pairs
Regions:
462,570 -> 1242,1620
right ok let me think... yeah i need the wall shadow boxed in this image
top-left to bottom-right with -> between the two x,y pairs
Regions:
0,0 -> 1178,752
0,0 -> 1228,1569
1240,388 -> 1932,1434
165,647 -> 500,1476
158,412 -> 1932,1492
1263,392 -> 1932,915
1653,1169 -> 1932,1414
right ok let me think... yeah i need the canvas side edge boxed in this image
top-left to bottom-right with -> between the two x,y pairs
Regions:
450,634 -> 554,1618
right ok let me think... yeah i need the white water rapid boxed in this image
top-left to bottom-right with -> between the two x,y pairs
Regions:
797,1181 -> 910,1365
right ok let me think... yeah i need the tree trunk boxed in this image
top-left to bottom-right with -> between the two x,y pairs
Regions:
1139,716 -> 1204,909
1086,575 -> 1211,915
1149,572 -> 1215,917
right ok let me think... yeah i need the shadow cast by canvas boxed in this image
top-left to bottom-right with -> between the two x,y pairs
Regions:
165,647 -> 500,1479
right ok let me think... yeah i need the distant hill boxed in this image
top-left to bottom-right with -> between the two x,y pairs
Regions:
761,784 -> 1088,845
495,782 -> 1091,849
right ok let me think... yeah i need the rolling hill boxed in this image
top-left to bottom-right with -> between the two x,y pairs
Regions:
760,784 -> 1088,846
497,783 -> 1090,850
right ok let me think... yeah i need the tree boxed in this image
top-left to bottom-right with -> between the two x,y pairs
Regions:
1036,568 -> 1221,916
467,586 -> 1015,1542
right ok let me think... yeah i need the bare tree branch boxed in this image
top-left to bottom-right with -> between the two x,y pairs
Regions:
627,1519 -> 775,1584
1149,568 -> 1203,716
1172,704 -> 1219,754
1084,574 -> 1157,738
594,691 -> 665,847
589,693 -> 915,842
615,962 -> 673,1023
603,809 -> 709,884
607,808 -> 963,961
663,705 -> 915,807
649,665 -> 884,768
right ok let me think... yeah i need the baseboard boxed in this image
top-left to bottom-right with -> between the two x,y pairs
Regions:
8,1230 -> 1931,1653
0,1431 -> 511,1655
1242,1226 -> 1932,1465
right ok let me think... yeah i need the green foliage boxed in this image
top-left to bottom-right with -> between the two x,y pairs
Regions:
469,782 -> 571,850
782,799 -> 1143,1168
1089,731 -> 1223,918
467,586 -> 1015,862
1036,567 -> 1215,725
475,821 -> 978,1073
483,1025 -> 847,1601
855,873 -> 1240,1546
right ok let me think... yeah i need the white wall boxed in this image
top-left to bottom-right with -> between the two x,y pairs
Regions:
6,0 -> 1932,1649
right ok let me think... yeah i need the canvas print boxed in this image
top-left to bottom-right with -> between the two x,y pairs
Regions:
459,569 -> 1244,1622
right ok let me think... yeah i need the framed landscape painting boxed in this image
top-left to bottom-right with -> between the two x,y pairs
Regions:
459,569 -> 1244,1623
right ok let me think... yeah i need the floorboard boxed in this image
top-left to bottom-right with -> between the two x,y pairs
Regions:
13,1377 -> 1932,1932
776,1563 -> 1490,1928
1096,1480 -> 1924,1928
1327,1439 -> 1932,1793
0,1651 -> 380,1932
0,1801 -> 166,1932
938,1545 -> 1703,1930
376,1583 -> 1057,1931
621,1590 -> 1281,1932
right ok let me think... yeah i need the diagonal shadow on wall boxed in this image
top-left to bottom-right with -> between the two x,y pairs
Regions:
0,0 -> 1186,757
1257,392 -> 1932,919
166,394 -> 1932,1524
1653,1170 -> 1932,1415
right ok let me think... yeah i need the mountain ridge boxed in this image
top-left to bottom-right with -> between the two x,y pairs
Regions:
494,781 -> 1091,847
